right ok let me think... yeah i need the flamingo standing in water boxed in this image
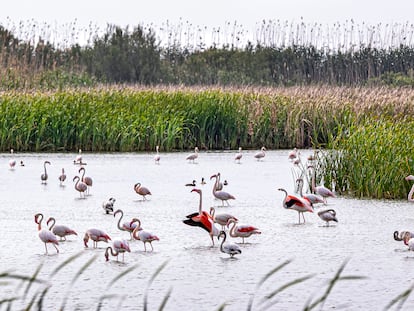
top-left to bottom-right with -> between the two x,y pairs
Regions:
308,165 -> 336,203
394,231 -> 414,245
73,176 -> 87,198
40,161 -> 51,184
183,188 -> 220,246
134,182 -> 152,200
34,213 -> 59,254
114,209 -> 141,239
234,147 -> 243,163
288,148 -> 299,161
254,146 -> 266,161
403,234 -> 414,251
83,228 -> 111,248
9,149 -> 16,169
58,168 -> 66,186
186,147 -> 199,163
227,218 -> 261,244
154,145 -> 161,164
296,178 -> 324,206
74,148 -> 83,164
46,217 -> 78,241
104,239 -> 131,262
210,173 -> 235,206
317,209 -> 338,226
209,207 -> 238,230
278,188 -> 313,224
79,167 -> 93,195
405,175 -> 414,202
132,225 -> 160,252
218,230 -> 242,258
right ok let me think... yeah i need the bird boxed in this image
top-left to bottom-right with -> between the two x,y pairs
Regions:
394,231 -> 414,245
278,188 -> 313,224
40,161 -> 51,184
405,175 -> 414,202
183,188 -> 220,246
132,225 -> 160,252
218,230 -> 242,258
403,234 -> 414,251
58,168 -> 66,186
154,145 -> 160,164
46,217 -> 78,241
20,160 -> 25,166
201,177 -> 206,185
296,178 -> 325,206
83,228 -> 111,248
186,146 -> 199,163
73,176 -> 87,198
185,180 -> 197,187
288,148 -> 299,161
308,165 -> 336,203
254,146 -> 266,161
9,148 -> 16,169
234,147 -> 243,163
134,182 -> 152,200
210,173 -> 235,206
102,197 -> 116,214
79,167 -> 93,195
227,218 -> 261,244
114,209 -> 141,239
104,239 -> 131,262
209,207 -> 238,230
74,148 -> 83,164
34,213 -> 59,254
317,209 -> 338,226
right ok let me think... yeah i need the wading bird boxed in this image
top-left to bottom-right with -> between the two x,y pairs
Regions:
154,145 -> 160,164
40,161 -> 51,184
218,230 -> 241,258
132,225 -> 160,252
83,228 -> 111,248
209,207 -> 238,230
234,147 -> 243,163
134,182 -> 152,200
58,168 -> 66,186
317,209 -> 338,226
79,167 -> 93,195
226,219 -> 261,244
210,173 -> 235,206
254,146 -> 266,161
114,209 -> 141,239
278,188 -> 313,224
34,213 -> 59,254
308,165 -> 336,203
9,149 -> 16,169
104,239 -> 130,262
46,217 -> 77,241
186,147 -> 199,163
405,175 -> 414,202
73,176 -> 87,198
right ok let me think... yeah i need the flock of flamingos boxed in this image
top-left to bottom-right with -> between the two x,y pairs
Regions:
7,146 -> 414,261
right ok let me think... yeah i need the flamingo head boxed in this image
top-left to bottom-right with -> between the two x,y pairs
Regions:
104,247 -> 110,261
130,218 -> 142,230
83,234 -> 89,247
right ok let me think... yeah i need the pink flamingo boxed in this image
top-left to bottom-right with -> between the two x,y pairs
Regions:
405,175 -> 414,202
278,188 -> 313,224
83,228 -> 111,248
296,178 -> 324,206
34,213 -> 59,254
234,147 -> 243,163
218,230 -> 242,258
186,146 -> 199,163
58,168 -> 66,186
394,231 -> 414,245
79,167 -> 93,194
288,148 -> 299,161
104,239 -> 131,261
46,217 -> 77,241
134,182 -> 152,200
209,207 -> 238,230
403,234 -> 414,251
210,173 -> 236,206
183,188 -> 220,246
317,209 -> 338,226
40,161 -> 51,184
9,149 -> 16,169
75,148 -> 82,164
73,176 -> 87,198
132,225 -> 160,252
114,209 -> 141,239
226,218 -> 261,244
154,145 -> 161,164
308,165 -> 336,203
254,146 -> 266,161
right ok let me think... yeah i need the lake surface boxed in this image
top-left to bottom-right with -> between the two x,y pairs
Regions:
1,149 -> 413,310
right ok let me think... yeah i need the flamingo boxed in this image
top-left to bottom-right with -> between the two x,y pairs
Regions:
79,167 -> 93,195
185,180 -> 197,187
403,234 -> 414,251
227,218 -> 261,244
114,209 -> 141,239
104,239 -> 131,262
210,173 -> 235,206
73,176 -> 87,198
209,207 -> 238,230
308,165 -> 336,203
394,231 -> 414,245
186,146 -> 199,163
317,209 -> 338,226
154,145 -> 161,164
405,175 -> 414,202
218,230 -> 242,258
9,148 -> 16,169
278,188 -> 313,224
46,217 -> 78,241
74,148 -> 83,164
102,197 -> 116,214
134,182 -> 152,200
132,225 -> 160,252
183,188 -> 220,246
83,228 -> 111,248
34,213 -> 59,254
254,146 -> 266,161
58,168 -> 66,186
288,148 -> 299,161
296,178 -> 325,206
40,161 -> 51,184
235,147 -> 243,163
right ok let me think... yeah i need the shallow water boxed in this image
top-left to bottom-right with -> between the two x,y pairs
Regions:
1,150 -> 413,310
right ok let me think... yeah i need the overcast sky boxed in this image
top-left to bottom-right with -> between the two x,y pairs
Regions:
1,0 -> 413,47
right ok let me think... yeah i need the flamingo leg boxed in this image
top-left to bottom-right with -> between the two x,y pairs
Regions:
44,243 -> 48,254
53,244 -> 59,253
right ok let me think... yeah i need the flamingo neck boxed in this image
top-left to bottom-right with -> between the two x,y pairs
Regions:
408,184 -> 414,202
228,221 -> 237,238
219,232 -> 226,253
48,218 -> 55,230
198,192 -> 202,214
115,211 -> 124,231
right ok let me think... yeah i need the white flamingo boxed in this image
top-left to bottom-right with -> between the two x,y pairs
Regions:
34,213 -> 59,254
254,146 -> 266,161
234,147 -> 243,163
186,146 -> 199,163
46,217 -> 78,241
154,145 -> 160,164
227,218 -> 261,244
210,173 -> 235,206
218,230 -> 242,258
134,182 -> 152,200
308,165 -> 336,203
9,149 -> 16,169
